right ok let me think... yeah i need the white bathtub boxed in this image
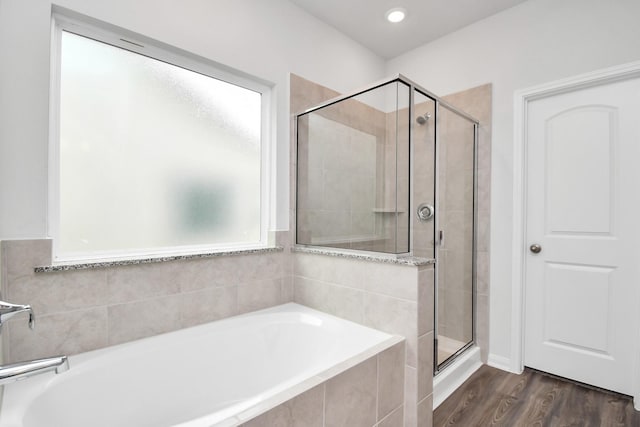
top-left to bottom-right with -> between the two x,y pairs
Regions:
0,303 -> 402,427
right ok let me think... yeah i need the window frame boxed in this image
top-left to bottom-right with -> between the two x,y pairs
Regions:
49,11 -> 273,264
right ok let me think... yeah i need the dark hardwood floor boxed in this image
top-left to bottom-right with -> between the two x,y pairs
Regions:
434,365 -> 640,427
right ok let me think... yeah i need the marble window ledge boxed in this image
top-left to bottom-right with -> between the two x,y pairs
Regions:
292,246 -> 434,267
35,246 -> 285,273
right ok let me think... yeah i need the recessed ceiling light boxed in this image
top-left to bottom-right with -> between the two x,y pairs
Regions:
386,8 -> 406,23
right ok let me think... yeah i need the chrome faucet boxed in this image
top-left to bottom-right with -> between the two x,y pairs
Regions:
0,300 -> 69,384
0,300 -> 35,331
0,356 -> 69,385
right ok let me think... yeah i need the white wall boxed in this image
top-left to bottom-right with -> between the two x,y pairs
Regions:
0,0 -> 385,239
386,0 -> 640,363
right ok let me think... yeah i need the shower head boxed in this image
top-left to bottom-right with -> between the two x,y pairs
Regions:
416,113 -> 432,125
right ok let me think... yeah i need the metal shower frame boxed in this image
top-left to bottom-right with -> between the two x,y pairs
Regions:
294,74 -> 480,375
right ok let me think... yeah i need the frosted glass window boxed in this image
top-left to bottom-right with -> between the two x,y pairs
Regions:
57,31 -> 264,258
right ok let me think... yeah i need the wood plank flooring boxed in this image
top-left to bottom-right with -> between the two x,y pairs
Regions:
434,365 -> 640,426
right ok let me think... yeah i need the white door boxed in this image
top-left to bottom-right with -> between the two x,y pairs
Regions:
524,76 -> 640,395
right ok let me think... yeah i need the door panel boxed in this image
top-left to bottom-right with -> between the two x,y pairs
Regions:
544,262 -> 612,353
524,77 -> 640,395
545,107 -> 615,234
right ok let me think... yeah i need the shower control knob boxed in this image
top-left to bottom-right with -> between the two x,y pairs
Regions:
529,244 -> 542,254
417,203 -> 434,221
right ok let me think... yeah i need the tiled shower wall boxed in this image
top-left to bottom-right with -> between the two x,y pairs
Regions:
379,105 -> 411,254
440,85 -> 492,362
0,238 -> 292,363
387,86 -> 491,355
411,99 -> 436,261
436,107 -> 476,345
295,76 -> 408,253
297,112 -> 382,247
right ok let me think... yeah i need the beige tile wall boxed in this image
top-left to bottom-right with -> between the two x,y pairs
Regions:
412,98 -> 437,260
0,239 -> 292,363
297,113 -> 379,247
293,74 -> 408,253
409,85 -> 491,363
292,252 -> 434,427
242,340 -> 405,427
377,101 -> 411,254
411,85 -> 492,362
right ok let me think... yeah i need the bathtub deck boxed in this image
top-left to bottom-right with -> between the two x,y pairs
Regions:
434,365 -> 639,426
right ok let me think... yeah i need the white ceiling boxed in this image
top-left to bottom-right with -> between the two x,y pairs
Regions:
288,0 -> 528,59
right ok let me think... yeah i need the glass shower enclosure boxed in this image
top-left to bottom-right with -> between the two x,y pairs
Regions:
295,75 -> 478,373
296,79 -> 411,253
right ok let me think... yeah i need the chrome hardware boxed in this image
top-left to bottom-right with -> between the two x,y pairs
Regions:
0,356 -> 69,385
0,301 -> 68,385
417,203 -> 435,221
0,301 -> 35,331
530,244 -> 542,254
416,112 -> 432,125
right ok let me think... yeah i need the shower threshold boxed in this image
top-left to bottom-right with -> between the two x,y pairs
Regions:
433,346 -> 482,409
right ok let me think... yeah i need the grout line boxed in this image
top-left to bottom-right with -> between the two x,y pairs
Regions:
4,324 -> 11,363
322,383 -> 326,427
377,404 -> 403,426
294,274 -> 420,304
376,353 -> 380,422
104,302 -> 110,347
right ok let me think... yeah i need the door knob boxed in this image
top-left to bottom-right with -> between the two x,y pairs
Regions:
530,244 -> 542,254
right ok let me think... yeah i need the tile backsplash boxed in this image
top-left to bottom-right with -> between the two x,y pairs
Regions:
0,238 -> 291,363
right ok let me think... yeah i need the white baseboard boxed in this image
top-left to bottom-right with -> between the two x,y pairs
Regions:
488,353 -> 525,374
433,346 -> 482,409
487,353 -> 515,372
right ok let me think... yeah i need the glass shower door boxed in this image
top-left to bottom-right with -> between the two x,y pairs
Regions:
435,105 -> 477,369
